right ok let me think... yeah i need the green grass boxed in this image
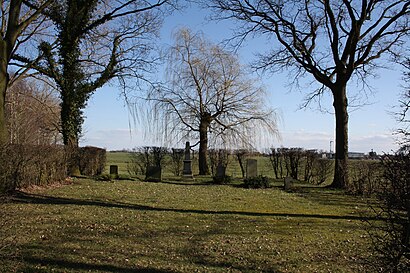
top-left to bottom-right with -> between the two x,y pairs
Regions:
1,177 -> 377,272
105,152 -> 132,176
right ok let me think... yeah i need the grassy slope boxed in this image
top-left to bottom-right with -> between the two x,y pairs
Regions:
1,177 -> 376,272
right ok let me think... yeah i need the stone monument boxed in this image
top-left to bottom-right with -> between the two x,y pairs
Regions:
284,177 -> 293,190
246,159 -> 257,178
182,141 -> 193,179
145,166 -> 162,182
109,165 -> 118,178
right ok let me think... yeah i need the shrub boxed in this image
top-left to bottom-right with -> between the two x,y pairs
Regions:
244,175 -> 270,189
127,146 -> 168,176
0,144 -> 67,194
170,148 -> 184,176
368,148 -> 410,272
78,146 -> 106,176
212,175 -> 232,184
348,161 -> 382,195
311,159 -> 333,185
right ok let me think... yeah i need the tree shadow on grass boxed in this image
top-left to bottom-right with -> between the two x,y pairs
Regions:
12,191 -> 378,221
23,257 -> 172,273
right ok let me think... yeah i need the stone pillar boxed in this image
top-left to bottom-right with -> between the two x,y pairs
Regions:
182,141 -> 193,179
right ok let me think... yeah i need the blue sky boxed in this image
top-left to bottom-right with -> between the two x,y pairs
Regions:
81,4 -> 404,154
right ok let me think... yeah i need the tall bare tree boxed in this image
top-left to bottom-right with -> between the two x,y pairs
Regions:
147,29 -> 278,175
0,0 -> 53,143
206,0 -> 410,188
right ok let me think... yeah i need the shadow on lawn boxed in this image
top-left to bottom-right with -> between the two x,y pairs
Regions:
12,192 -> 377,221
23,257 -> 172,273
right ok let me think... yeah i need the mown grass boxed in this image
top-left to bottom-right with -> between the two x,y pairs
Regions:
1,176 -> 378,272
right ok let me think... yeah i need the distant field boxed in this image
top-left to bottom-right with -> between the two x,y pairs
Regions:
1,178 -> 377,272
105,152 -> 132,175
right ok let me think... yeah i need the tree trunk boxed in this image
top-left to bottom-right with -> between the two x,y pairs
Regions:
0,48 -> 9,144
198,119 -> 210,175
61,97 -> 81,176
0,73 -> 7,144
330,85 -> 349,188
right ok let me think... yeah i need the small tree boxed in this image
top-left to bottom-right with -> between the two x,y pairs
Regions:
268,147 -> 284,179
128,146 -> 151,176
151,146 -> 168,168
304,150 -> 318,183
312,158 -> 333,185
170,148 -> 184,176
282,148 -> 303,180
234,149 -> 249,178
209,148 -> 230,176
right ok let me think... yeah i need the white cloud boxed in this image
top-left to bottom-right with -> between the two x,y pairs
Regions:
80,129 -> 147,151
277,130 -> 399,154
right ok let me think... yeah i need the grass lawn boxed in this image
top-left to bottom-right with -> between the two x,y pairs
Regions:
1,176 -> 377,272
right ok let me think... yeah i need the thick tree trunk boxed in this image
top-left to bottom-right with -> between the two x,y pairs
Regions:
198,119 -> 210,175
330,85 -> 349,188
61,97 -> 81,176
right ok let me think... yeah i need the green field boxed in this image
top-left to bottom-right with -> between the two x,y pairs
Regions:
0,153 -> 379,272
105,151 -> 326,181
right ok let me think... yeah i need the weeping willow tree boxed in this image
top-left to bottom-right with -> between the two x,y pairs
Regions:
146,28 -> 278,175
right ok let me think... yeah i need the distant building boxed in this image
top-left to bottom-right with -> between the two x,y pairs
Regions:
348,152 -> 365,159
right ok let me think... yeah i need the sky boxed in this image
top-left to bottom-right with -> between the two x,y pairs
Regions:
81,4 -> 404,154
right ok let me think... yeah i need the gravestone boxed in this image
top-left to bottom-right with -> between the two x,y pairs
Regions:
109,165 -> 118,178
284,176 -> 293,190
215,164 -> 226,178
246,159 -> 257,178
145,166 -> 162,182
182,141 -> 193,179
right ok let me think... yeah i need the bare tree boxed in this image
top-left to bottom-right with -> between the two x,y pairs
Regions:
0,0 -> 54,143
397,57 -> 410,145
147,28 -> 278,175
267,147 -> 285,179
206,0 -> 410,188
234,148 -> 249,178
6,77 -> 60,145
170,148 -> 184,176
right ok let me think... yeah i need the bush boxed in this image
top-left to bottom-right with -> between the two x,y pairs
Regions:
348,161 -> 382,195
78,146 -> 106,176
0,144 -> 67,194
311,159 -> 333,185
244,175 -> 270,189
127,146 -> 168,176
368,148 -> 410,272
212,175 -> 232,184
